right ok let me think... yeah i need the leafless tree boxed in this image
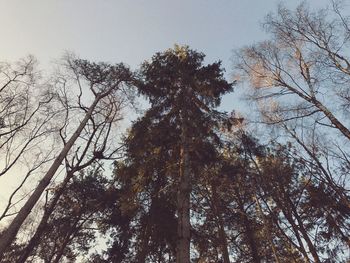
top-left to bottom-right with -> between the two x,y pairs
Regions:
0,55 -> 134,258
234,1 -> 350,203
0,56 -> 61,226
17,55 -> 131,260
0,56 -> 57,177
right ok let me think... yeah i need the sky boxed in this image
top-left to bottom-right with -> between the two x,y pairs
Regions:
0,0 -> 334,219
0,0 -> 331,68
0,0 -> 332,112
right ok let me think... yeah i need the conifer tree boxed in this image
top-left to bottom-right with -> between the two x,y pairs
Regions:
132,45 -> 233,262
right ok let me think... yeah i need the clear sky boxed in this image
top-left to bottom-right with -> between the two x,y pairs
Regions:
0,0 -> 333,216
0,0 -> 332,114
0,0 -> 331,69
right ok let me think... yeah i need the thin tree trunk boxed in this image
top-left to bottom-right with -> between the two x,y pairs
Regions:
253,195 -> 281,263
18,170 -> 75,263
51,217 -> 81,263
217,223 -> 230,263
294,220 -> 320,263
280,207 -> 311,263
312,98 -> 350,141
176,118 -> 191,263
247,146 -> 311,263
287,195 -> 320,263
235,192 -> 261,263
44,243 -> 59,263
284,124 -> 350,207
211,183 -> 230,263
247,157 -> 280,263
242,212 -> 260,263
0,96 -> 100,258
281,82 -> 350,141
136,219 -> 151,263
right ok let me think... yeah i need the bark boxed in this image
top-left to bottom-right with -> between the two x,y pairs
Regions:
286,195 -> 321,263
44,245 -> 58,263
312,98 -> 350,141
217,224 -> 230,263
51,217 -> 81,263
0,96 -> 101,258
273,196 -> 311,263
247,145 -> 311,262
176,119 -> 191,263
253,195 -> 281,263
18,171 -> 75,263
242,209 -> 260,263
136,220 -> 151,263
235,191 -> 261,263
211,183 -> 230,263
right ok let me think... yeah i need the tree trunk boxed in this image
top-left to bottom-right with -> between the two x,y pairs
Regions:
287,195 -> 320,263
217,224 -> 230,263
136,219 -> 151,263
284,124 -> 350,208
18,170 -> 75,263
242,212 -> 260,263
272,196 -> 311,263
312,98 -> 350,141
51,217 -> 81,263
281,82 -> 350,141
211,183 -> 230,263
0,96 -> 100,258
253,195 -> 281,263
235,192 -> 261,263
176,119 -> 191,263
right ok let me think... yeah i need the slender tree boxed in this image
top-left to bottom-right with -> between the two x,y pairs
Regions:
233,2 -> 350,208
0,57 -> 133,258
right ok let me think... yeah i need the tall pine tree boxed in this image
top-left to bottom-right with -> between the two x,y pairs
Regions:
133,45 -> 233,262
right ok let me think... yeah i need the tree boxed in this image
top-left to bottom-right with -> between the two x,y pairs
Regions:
233,1 -> 350,229
228,132 -> 349,262
0,56 -> 55,177
235,2 -> 350,137
28,167 -> 109,263
131,45 -> 233,262
0,56 -> 58,222
93,45 -> 232,263
0,56 -> 134,258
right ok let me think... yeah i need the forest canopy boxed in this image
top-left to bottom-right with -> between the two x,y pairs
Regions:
0,2 -> 349,263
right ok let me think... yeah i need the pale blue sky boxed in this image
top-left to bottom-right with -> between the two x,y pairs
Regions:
0,0 -> 332,114
0,0 -> 330,69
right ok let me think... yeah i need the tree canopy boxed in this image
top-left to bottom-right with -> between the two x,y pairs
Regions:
1,3 -> 350,263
